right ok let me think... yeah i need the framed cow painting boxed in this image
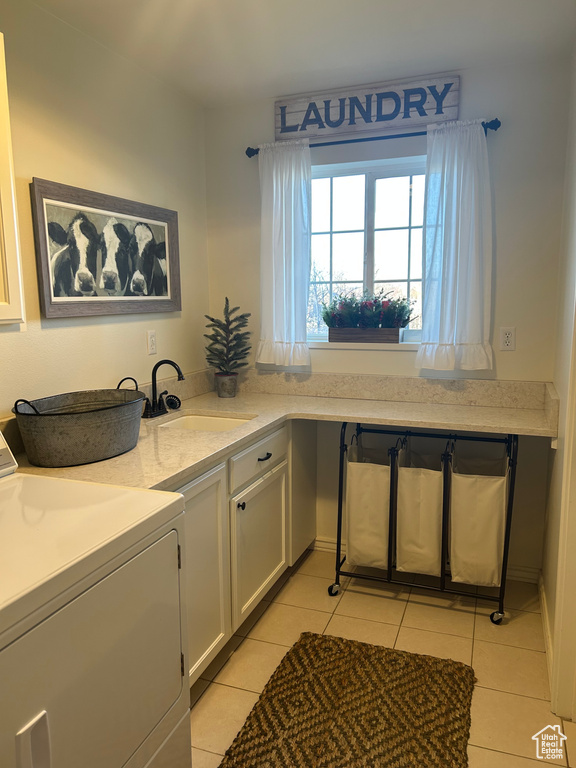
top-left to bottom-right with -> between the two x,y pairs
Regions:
30,178 -> 181,317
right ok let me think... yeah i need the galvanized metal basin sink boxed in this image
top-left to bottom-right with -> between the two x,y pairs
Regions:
159,413 -> 256,432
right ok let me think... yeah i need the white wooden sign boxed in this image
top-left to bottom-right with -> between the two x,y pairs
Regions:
275,75 -> 459,143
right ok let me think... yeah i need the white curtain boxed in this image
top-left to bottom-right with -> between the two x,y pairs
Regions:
256,139 -> 311,368
416,119 -> 494,371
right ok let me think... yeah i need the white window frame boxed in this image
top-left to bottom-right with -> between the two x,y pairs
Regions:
308,155 -> 426,344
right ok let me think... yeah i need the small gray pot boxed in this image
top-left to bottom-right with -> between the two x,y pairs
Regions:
215,373 -> 238,398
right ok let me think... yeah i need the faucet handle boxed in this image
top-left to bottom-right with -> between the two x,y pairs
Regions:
157,390 -> 168,414
142,397 -> 152,418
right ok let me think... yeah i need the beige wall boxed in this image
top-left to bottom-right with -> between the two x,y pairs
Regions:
542,49 -> 576,716
205,55 -> 571,381
0,0 -> 209,417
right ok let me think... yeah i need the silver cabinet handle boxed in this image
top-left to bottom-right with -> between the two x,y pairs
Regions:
258,452 -> 272,462
16,711 -> 51,768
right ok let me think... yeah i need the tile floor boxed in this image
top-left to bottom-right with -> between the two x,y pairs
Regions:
190,551 -> 573,767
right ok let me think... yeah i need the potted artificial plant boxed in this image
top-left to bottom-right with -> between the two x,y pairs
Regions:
204,298 -> 251,398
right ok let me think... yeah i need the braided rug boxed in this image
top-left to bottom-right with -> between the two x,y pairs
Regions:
219,632 -> 475,768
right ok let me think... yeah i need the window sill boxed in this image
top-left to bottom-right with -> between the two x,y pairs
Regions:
308,340 -> 420,351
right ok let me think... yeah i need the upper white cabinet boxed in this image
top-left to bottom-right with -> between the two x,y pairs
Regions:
0,33 -> 24,325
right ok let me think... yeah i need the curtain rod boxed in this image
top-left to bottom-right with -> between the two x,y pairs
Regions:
245,118 -> 501,158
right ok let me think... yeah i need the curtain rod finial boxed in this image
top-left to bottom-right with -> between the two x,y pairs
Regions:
482,118 -> 501,135
246,146 -> 260,158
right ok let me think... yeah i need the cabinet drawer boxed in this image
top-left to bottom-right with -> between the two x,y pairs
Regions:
229,426 -> 288,493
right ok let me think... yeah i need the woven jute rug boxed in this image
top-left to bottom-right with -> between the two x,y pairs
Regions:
219,632 -> 475,768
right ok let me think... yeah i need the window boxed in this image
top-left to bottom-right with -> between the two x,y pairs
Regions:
307,156 -> 426,340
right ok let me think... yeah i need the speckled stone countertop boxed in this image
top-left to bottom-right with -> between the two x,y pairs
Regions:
16,389 -> 558,492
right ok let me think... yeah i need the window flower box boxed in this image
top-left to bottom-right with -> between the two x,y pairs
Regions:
328,327 -> 400,343
322,290 -> 413,343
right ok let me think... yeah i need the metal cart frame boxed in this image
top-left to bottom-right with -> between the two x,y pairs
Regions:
328,422 -> 519,624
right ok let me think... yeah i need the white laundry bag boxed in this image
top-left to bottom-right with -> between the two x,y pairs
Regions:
450,454 -> 508,587
345,442 -> 390,569
396,451 -> 443,576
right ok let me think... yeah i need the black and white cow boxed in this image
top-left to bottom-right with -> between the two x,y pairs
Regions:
49,213 -> 99,297
99,218 -> 133,296
128,222 -> 168,297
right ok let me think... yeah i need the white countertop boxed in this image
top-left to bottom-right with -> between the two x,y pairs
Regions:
17,390 -> 557,492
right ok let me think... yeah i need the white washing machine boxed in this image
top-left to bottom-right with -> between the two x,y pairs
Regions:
0,431 -> 191,768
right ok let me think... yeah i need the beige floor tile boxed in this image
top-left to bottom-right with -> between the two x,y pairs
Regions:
394,626 -> 473,665
324,614 -> 398,647
335,585 -> 408,626
234,600 -> 270,637
468,745 -> 543,766
482,581 -> 541,613
412,573 -> 477,594
189,682 -> 258,755
345,575 -> 411,598
469,686 -> 565,764
295,550 -> 339,580
475,605 -> 545,651
402,591 -> 476,638
200,635 -> 243,681
273,573 -> 342,612
562,719 -> 576,766
504,581 -> 541,613
473,641 -> 550,699
246,602 -> 331,646
262,570 -> 291,601
190,677 -> 210,708
213,638 -> 288,693
191,748 -> 223,768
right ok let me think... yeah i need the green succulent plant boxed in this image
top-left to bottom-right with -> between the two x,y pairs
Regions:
204,298 -> 252,374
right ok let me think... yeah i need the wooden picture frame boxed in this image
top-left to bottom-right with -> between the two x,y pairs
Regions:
30,178 -> 181,317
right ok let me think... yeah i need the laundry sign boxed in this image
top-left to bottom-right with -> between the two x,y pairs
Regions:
275,75 -> 459,143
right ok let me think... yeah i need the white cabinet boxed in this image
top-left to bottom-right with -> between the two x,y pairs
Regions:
0,34 -> 24,325
178,423 -> 315,682
179,463 -> 231,681
231,461 -> 288,628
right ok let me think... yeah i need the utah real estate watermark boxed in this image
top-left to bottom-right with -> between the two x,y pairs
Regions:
532,725 -> 567,761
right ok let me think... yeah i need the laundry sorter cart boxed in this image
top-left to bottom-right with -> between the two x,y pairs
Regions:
328,423 -> 519,624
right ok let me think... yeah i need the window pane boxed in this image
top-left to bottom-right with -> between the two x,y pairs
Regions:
374,281 -> 407,300
312,178 -> 331,233
374,230 -> 408,281
410,228 -> 423,279
332,175 -> 365,231
375,176 -> 410,228
411,175 -> 425,227
332,232 -> 364,281
307,282 -> 331,335
409,281 -> 422,330
332,283 -> 363,300
311,234 -> 331,281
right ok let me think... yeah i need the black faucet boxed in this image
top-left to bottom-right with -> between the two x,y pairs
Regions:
143,359 -> 185,418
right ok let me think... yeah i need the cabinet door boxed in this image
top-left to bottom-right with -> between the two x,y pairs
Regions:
179,464 -> 231,682
231,461 -> 287,629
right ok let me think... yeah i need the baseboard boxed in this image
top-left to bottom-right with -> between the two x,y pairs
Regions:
539,574 -> 555,687
313,538 -> 540,584
313,536 -> 339,553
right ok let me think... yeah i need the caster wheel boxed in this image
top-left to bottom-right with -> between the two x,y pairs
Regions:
328,584 -> 340,596
490,611 -> 504,625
